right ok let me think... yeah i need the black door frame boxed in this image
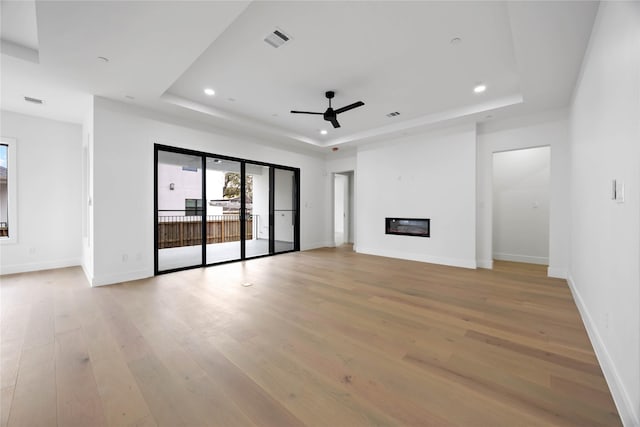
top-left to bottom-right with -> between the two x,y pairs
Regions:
154,144 -> 300,275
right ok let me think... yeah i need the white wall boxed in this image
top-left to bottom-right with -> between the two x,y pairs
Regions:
568,2 -> 640,425
90,97 -> 327,286
356,124 -> 477,268
0,111 -> 82,274
477,111 -> 570,276
157,161 -> 203,214
492,146 -> 550,264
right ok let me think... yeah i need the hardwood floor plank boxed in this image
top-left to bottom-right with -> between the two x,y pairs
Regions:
55,329 -> 106,427
0,250 -> 622,426
91,357 -> 156,427
0,386 -> 13,427
8,343 -> 57,427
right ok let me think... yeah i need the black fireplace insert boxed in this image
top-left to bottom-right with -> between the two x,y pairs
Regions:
385,217 -> 430,237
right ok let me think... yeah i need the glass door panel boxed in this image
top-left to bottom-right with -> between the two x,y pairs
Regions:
245,163 -> 270,258
273,168 -> 296,253
206,157 -> 242,264
157,150 -> 203,271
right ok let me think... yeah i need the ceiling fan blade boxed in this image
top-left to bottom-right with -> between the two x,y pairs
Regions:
330,118 -> 341,129
334,101 -> 364,114
290,110 -> 323,115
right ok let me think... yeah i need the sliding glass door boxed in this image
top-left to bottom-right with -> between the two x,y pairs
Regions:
273,168 -> 297,253
245,163 -> 270,258
156,150 -> 203,271
155,145 -> 300,274
206,157 -> 242,264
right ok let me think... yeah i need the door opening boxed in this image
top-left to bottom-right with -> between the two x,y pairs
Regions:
334,171 -> 354,247
492,146 -> 550,265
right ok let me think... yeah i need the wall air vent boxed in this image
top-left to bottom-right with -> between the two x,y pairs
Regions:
264,28 -> 291,48
386,111 -> 400,117
24,96 -> 44,105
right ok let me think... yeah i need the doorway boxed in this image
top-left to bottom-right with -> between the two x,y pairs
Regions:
154,144 -> 300,274
334,171 -> 354,246
492,146 -> 550,265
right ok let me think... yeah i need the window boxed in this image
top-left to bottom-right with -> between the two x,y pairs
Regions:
185,198 -> 203,216
0,138 -> 17,243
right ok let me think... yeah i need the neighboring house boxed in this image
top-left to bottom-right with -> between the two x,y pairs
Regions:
0,166 -> 7,236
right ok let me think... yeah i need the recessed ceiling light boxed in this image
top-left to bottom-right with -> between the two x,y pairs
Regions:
97,56 -> 109,62
320,130 -> 328,135
450,37 -> 462,45
227,97 -> 236,102
204,88 -> 215,96
272,113 -> 279,117
125,95 -> 135,100
473,84 -> 487,94
386,111 -> 401,117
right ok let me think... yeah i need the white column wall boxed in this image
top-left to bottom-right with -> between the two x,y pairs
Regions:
567,2 -> 640,424
90,97 -> 326,286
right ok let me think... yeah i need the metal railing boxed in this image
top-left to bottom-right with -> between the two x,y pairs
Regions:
157,214 -> 253,248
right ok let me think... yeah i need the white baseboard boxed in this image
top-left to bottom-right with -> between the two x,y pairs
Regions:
91,268 -> 153,287
0,258 -> 81,275
547,266 -> 567,279
301,241 -> 334,250
493,252 -> 548,265
477,259 -> 493,269
566,274 -> 639,427
357,246 -> 476,269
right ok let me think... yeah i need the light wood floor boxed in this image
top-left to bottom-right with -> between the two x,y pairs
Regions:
1,246 -> 621,426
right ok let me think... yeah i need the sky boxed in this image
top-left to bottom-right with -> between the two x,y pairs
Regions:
0,145 -> 6,168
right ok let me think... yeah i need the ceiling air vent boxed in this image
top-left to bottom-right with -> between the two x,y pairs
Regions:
24,96 -> 44,105
386,111 -> 400,117
264,28 -> 291,48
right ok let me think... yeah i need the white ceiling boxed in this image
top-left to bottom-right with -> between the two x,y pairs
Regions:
0,1 -> 599,151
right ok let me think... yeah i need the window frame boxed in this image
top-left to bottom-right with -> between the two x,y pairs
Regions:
184,198 -> 203,216
0,137 -> 17,244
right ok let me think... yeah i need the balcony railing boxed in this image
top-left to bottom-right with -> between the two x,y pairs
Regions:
158,215 -> 253,249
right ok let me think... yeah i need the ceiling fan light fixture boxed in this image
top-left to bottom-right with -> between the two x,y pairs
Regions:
320,130 -> 328,135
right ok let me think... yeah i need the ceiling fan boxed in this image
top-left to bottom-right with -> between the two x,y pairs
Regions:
290,91 -> 364,129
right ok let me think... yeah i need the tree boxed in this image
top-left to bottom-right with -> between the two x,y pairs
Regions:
223,172 -> 252,201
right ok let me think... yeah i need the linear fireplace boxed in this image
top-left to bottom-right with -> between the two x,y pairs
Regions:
385,217 -> 430,237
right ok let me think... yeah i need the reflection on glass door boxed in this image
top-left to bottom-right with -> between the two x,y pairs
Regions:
156,151 -> 203,272
245,163 -> 270,258
206,157 -> 242,264
273,168 -> 297,253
